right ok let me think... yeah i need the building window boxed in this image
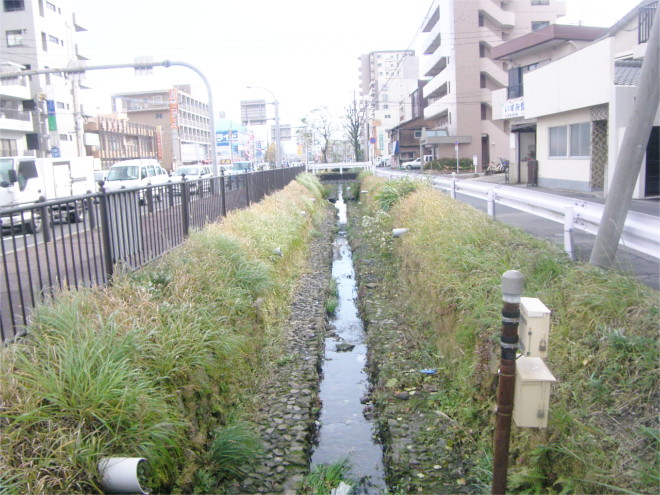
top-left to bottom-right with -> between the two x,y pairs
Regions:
481,103 -> 488,120
549,123 -> 591,158
549,126 -> 568,157
480,74 -> 487,89
56,102 -> 65,109
570,122 -> 591,156
1,138 -> 18,156
531,0 -> 549,5
6,29 -> 26,46
41,32 -> 47,51
45,1 -> 56,11
48,34 -> 59,44
3,0 -> 25,12
414,130 -> 422,138
532,21 -> 550,31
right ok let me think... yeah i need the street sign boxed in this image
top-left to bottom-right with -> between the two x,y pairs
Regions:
51,146 -> 60,158
370,137 -> 376,144
241,100 -> 267,126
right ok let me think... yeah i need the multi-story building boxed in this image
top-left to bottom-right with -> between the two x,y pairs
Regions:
358,50 -> 419,161
0,0 -> 89,157
418,0 -> 566,170
111,85 -> 211,171
490,24 -> 607,183
493,0 -> 658,198
83,114 -> 161,169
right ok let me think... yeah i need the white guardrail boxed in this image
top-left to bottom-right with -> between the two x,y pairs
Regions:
379,171 -> 660,260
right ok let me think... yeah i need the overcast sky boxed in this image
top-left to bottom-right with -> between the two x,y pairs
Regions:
74,0 -> 643,130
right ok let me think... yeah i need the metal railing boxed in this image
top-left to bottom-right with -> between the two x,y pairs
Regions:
433,175 -> 660,261
0,166 -> 303,342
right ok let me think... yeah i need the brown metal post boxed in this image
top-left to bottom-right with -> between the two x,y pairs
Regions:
492,270 -> 525,495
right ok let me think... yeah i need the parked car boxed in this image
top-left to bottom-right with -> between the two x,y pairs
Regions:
401,157 -> 422,170
103,159 -> 170,202
171,165 -> 212,194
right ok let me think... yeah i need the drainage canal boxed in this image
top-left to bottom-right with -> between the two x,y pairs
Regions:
311,186 -> 386,493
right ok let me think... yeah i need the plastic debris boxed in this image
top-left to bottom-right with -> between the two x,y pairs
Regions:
420,369 -> 437,375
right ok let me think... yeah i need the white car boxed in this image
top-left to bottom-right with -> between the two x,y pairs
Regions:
401,158 -> 422,170
171,165 -> 212,194
103,159 -> 170,202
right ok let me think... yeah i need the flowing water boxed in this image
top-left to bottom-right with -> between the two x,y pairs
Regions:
310,186 -> 386,493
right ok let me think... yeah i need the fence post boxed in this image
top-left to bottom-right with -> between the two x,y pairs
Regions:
492,270 -> 524,495
564,206 -> 576,261
220,171 -> 227,217
86,193 -> 96,230
98,184 -> 115,282
450,176 -> 457,199
181,178 -> 190,237
37,196 -> 51,243
245,173 -> 251,206
488,188 -> 496,219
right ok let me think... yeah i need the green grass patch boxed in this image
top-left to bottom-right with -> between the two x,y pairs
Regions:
352,175 -> 659,494
0,174 -> 327,493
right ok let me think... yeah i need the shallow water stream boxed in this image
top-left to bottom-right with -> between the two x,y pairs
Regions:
310,186 -> 386,493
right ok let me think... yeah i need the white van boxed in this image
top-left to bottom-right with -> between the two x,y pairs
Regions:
103,159 -> 169,199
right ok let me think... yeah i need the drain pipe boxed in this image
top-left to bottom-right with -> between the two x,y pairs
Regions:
98,457 -> 149,494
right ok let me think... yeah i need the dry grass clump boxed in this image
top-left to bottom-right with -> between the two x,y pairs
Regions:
356,176 -> 659,493
0,174 -> 326,493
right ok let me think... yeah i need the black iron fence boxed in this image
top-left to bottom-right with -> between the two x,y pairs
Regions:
0,166 -> 303,342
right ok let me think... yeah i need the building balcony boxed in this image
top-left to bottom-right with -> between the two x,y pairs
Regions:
424,98 -> 452,121
480,57 -> 507,87
422,48 -> 450,78
423,76 -> 449,100
0,77 -> 30,100
478,0 -> 515,29
423,30 -> 442,55
0,110 -> 33,132
422,5 -> 440,33
479,25 -> 503,48
73,12 -> 88,32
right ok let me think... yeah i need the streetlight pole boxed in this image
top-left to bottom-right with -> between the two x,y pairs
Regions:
0,60 -> 219,176
247,86 -> 281,169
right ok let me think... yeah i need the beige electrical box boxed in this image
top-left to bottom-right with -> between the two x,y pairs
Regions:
519,297 -> 551,358
513,356 -> 557,428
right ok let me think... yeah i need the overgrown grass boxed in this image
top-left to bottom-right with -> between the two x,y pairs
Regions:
0,174 -> 326,493
325,278 -> 339,315
355,175 -> 659,493
299,459 -> 352,495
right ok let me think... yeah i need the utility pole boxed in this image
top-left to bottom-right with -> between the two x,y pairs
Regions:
590,8 -> 659,268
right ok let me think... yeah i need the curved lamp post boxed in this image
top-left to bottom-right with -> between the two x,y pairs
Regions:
0,60 -> 219,176
246,86 -> 281,169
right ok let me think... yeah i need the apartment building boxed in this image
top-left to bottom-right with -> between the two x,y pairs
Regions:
84,114 -> 161,169
0,0 -> 89,157
358,50 -> 419,161
112,85 -> 211,171
419,0 -> 565,169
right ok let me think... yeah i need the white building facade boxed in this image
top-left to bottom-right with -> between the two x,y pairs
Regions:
419,0 -> 566,169
359,50 -> 419,161
505,1 -> 658,197
0,0 -> 89,158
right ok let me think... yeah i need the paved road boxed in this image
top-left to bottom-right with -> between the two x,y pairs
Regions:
378,169 -> 660,291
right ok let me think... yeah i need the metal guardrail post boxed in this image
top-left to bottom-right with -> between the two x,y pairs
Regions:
564,206 -> 576,261
492,270 -> 525,495
488,188 -> 496,219
98,185 -> 115,281
450,177 -> 457,199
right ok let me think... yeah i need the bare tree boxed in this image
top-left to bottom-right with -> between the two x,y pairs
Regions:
306,107 -> 335,163
344,96 -> 366,162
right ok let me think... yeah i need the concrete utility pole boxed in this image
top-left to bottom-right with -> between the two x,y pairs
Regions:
590,9 -> 659,268
0,60 -> 219,176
